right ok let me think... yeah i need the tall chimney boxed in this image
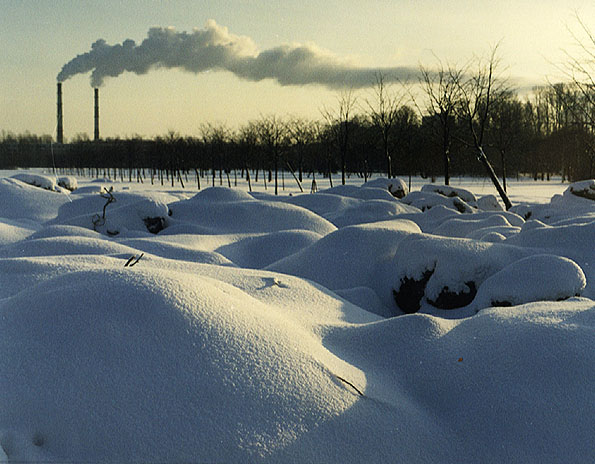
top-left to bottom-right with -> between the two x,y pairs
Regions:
94,88 -> 100,141
57,83 -> 64,144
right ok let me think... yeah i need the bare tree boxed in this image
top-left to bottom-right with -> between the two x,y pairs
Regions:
557,16 -> 595,178
419,61 -> 464,185
321,89 -> 358,184
287,117 -> 318,183
199,122 -> 230,187
562,16 -> 595,130
255,115 -> 288,195
161,130 -> 185,188
488,91 -> 524,191
456,46 -> 513,209
364,73 -> 407,178
238,122 -> 260,192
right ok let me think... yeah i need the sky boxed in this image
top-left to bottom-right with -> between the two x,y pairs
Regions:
1,0 -> 594,140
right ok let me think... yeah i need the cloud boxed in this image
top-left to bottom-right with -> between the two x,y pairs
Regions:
57,20 -> 419,88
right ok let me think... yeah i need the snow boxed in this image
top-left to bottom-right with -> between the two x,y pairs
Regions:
56,175 -> 77,191
10,173 -> 66,193
472,254 -> 586,308
401,189 -> 476,213
0,170 -> 594,463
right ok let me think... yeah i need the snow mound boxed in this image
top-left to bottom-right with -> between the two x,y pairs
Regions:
0,218 -> 38,246
0,178 -> 71,222
319,184 -> 398,201
476,194 -> 504,211
215,229 -> 322,268
276,190 -> 419,228
51,190 -> 172,236
57,176 -> 77,191
565,179 -> 595,200
473,254 -> 586,308
117,237 -> 236,266
278,192 -> 361,217
0,235 -> 141,259
401,190 -> 475,213
268,219 -> 421,315
363,176 -> 409,198
169,187 -> 336,235
391,235 -> 534,313
324,199 -> 420,228
505,220 -> 595,299
191,186 -> 256,202
28,224 -> 105,240
420,183 -> 477,204
432,214 -> 517,238
11,173 -> 67,193
511,180 -> 595,225
72,184 -> 113,195
0,172 -> 594,463
0,268 -> 363,462
323,298 -> 595,463
391,204 -> 461,233
465,225 -> 521,240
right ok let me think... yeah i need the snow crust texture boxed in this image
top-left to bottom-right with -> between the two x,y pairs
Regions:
0,173 -> 594,463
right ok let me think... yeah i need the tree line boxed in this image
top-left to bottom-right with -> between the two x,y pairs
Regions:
2,44 -> 594,193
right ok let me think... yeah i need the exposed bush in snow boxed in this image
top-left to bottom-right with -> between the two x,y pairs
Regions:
511,180 -> 595,225
565,179 -> 595,200
11,173 -> 67,193
390,235 -> 534,312
392,269 -> 434,313
401,190 -> 475,213
476,194 -> 503,211
420,184 -> 477,204
473,255 -> 586,308
363,176 -> 409,198
57,176 -> 77,191
0,177 -> 71,222
51,190 -> 172,236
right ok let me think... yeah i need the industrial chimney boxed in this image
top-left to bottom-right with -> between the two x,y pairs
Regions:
94,88 -> 100,141
56,83 -> 64,144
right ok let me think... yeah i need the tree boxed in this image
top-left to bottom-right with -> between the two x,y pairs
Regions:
365,73 -> 407,179
237,122 -> 260,191
254,115 -> 288,195
200,122 -> 230,187
321,89 -> 358,184
287,117 -> 318,182
488,91 -> 524,191
394,105 -> 420,189
71,132 -> 90,143
456,45 -> 512,209
556,17 -> 595,179
419,61 -> 464,185
562,16 -> 595,130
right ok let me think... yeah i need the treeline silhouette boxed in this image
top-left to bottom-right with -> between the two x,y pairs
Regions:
1,83 -> 593,189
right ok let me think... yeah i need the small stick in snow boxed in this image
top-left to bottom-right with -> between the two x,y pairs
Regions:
124,253 -> 144,267
334,375 -> 364,397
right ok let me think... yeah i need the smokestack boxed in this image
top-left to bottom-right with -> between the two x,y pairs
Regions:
94,88 -> 99,141
56,83 -> 63,144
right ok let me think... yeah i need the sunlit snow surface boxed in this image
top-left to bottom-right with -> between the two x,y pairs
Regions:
0,171 -> 593,463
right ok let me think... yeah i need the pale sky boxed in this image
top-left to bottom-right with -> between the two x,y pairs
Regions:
1,0 -> 594,139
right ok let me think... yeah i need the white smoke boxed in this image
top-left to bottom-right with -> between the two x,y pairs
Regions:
57,20 -> 419,88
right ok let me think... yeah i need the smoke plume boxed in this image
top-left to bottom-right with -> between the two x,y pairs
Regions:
57,20 -> 419,88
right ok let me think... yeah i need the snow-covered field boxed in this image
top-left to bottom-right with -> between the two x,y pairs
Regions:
1,169 -> 593,463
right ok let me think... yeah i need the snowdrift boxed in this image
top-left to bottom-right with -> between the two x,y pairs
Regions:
1,172 -> 594,463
